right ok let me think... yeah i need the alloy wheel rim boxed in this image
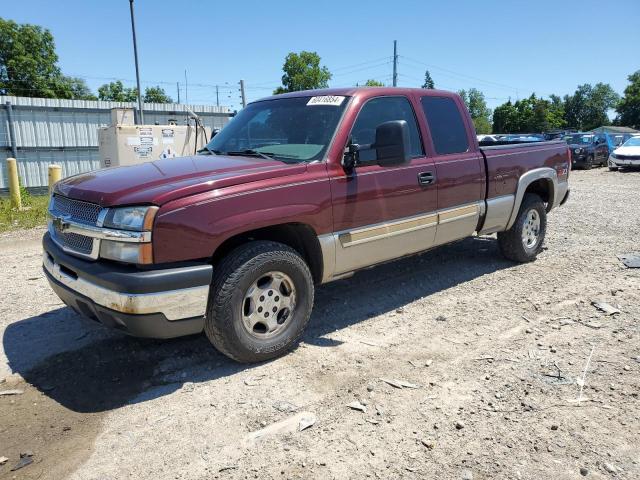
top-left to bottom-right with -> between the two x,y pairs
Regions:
521,209 -> 540,249
241,271 -> 296,338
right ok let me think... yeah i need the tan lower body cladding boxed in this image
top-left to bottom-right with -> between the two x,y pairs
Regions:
319,202 -> 485,282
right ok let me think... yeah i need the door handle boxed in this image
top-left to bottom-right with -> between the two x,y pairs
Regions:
417,171 -> 435,186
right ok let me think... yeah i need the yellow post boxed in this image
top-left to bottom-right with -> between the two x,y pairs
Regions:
6,157 -> 21,210
48,164 -> 62,194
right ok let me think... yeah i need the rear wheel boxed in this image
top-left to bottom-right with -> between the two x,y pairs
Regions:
497,194 -> 547,263
204,241 -> 314,363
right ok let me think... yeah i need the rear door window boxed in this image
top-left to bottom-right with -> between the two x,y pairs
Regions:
351,96 -> 424,162
420,96 -> 469,155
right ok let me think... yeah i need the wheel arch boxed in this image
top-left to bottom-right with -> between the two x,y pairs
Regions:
211,223 -> 325,284
506,167 -> 557,230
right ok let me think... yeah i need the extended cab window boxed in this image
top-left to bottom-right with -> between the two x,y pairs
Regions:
351,96 -> 424,163
203,96 -> 349,163
421,96 -> 469,155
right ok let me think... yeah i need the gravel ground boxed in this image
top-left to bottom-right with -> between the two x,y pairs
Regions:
0,168 -> 639,480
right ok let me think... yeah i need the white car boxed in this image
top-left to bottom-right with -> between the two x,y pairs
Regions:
608,135 -> 640,171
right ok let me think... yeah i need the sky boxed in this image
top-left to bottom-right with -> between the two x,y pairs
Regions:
3,0 -> 639,111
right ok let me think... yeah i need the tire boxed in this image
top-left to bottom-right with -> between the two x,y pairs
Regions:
204,240 -> 314,363
608,158 -> 618,171
585,155 -> 594,169
497,193 -> 547,263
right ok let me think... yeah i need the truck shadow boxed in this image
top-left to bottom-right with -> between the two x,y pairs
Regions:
3,235 -> 513,413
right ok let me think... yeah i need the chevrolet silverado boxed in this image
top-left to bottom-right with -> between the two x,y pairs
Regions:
43,88 -> 570,362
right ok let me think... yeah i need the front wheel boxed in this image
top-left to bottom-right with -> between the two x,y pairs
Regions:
585,155 -> 594,169
608,158 -> 618,171
204,241 -> 314,363
497,194 -> 547,263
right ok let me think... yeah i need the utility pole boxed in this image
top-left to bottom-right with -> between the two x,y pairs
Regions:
216,85 -> 220,107
176,82 -> 180,103
239,80 -> 247,108
392,40 -> 398,87
184,70 -> 189,105
129,0 -> 144,124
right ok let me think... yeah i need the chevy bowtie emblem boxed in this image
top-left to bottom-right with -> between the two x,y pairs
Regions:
53,215 -> 71,231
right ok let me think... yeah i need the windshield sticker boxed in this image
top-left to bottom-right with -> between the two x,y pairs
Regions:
307,95 -> 345,106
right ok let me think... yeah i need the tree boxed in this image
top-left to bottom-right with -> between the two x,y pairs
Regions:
97,80 -> 138,102
143,86 -> 172,103
492,94 -> 568,133
1,18 -> 61,97
458,88 -> 492,134
422,70 -> 435,89
56,76 -> 97,100
616,71 -> 640,129
364,79 -> 384,87
273,51 -> 331,94
564,83 -> 619,131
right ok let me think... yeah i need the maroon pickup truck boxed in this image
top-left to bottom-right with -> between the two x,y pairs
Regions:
43,88 -> 570,362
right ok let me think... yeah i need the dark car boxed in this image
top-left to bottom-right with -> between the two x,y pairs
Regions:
564,133 -> 609,169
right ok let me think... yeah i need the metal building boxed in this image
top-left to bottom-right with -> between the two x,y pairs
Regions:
1,96 -> 233,190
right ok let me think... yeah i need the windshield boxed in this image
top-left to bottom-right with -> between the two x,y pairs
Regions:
565,134 -> 593,145
622,137 -> 640,147
203,95 -> 349,163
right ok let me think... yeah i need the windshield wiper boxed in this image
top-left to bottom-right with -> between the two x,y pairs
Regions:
197,146 -> 222,155
224,149 -> 281,162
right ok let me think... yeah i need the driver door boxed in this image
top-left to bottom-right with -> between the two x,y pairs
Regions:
329,95 -> 438,275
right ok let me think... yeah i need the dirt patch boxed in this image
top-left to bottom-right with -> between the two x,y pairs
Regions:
1,168 -> 639,479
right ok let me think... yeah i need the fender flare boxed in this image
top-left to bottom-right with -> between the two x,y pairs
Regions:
505,167 -> 558,230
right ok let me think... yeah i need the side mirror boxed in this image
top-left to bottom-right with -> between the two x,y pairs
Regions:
374,120 -> 411,167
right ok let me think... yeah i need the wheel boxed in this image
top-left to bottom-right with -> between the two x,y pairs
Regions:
204,240 -> 314,363
608,158 -> 618,171
585,155 -> 594,169
497,194 -> 547,263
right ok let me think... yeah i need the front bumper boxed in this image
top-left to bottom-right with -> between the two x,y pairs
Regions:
610,156 -> 640,167
42,233 -> 212,338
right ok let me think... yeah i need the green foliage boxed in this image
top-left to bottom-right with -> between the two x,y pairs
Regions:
56,76 -> 97,100
493,94 -> 567,133
364,79 -> 384,87
274,51 -> 331,94
0,18 -> 96,100
143,86 -> 173,103
616,70 -> 640,129
0,194 -> 49,232
459,88 -> 492,134
98,80 -> 138,102
421,70 -> 435,89
563,83 -> 619,131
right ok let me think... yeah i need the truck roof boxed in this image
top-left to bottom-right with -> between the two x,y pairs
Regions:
256,87 -> 458,103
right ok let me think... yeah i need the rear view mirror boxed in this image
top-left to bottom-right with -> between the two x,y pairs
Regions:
374,120 -> 411,167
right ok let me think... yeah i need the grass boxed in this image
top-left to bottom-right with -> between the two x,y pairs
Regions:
0,193 -> 50,233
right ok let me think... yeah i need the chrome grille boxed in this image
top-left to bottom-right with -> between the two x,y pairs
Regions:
53,230 -> 94,255
51,195 -> 102,225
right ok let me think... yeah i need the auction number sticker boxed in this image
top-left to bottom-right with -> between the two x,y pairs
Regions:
307,95 -> 345,106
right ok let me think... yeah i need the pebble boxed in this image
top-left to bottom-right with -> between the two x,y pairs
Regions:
525,328 -> 533,334
551,425 -> 558,431
461,470 -> 473,480
603,463 -> 617,474
455,420 -> 465,430
623,365 -> 630,371
580,467 -> 589,476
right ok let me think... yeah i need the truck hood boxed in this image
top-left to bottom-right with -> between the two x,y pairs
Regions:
614,145 -> 640,156
54,155 -> 307,207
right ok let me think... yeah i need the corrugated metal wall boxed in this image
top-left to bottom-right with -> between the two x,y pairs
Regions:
1,96 -> 233,188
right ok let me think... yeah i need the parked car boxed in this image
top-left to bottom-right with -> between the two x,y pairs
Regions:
564,133 -> 609,169
608,135 -> 640,170
43,87 -> 570,362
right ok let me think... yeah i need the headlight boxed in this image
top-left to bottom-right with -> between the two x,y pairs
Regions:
610,153 -> 617,159
574,148 -> 581,154
103,206 -> 158,231
100,206 -> 157,264
100,240 -> 153,264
